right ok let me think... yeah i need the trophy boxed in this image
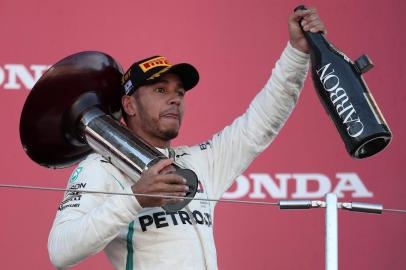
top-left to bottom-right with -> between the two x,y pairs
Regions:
19,51 -> 198,212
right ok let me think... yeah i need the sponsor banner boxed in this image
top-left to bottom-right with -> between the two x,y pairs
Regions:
223,172 -> 372,200
0,64 -> 49,90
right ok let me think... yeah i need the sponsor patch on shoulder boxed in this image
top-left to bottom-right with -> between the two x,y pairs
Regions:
59,182 -> 87,211
199,141 -> 211,150
69,167 -> 83,183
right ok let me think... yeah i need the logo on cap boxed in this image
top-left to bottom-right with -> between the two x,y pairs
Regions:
124,80 -> 134,95
139,56 -> 171,72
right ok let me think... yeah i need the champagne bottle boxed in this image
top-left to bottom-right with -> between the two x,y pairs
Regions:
294,5 -> 392,159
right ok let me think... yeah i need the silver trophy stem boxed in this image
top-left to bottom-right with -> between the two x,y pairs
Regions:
80,107 -> 164,180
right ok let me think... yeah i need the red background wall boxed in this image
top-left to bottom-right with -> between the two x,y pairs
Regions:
0,0 -> 405,269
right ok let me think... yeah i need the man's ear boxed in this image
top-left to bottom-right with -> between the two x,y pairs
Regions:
121,95 -> 137,116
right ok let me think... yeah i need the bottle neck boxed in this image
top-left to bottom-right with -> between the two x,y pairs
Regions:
303,31 -> 330,52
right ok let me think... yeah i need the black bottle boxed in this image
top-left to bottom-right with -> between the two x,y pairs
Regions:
295,5 -> 392,159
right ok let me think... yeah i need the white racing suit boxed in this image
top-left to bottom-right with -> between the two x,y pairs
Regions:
48,43 -> 309,270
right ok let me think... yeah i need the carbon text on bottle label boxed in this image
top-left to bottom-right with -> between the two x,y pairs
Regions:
316,63 -> 364,137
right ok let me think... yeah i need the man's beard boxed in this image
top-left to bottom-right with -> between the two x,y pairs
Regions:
159,128 -> 179,141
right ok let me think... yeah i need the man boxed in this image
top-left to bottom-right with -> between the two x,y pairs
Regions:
48,7 -> 326,270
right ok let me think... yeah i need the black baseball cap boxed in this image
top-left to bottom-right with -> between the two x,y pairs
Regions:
121,55 -> 199,96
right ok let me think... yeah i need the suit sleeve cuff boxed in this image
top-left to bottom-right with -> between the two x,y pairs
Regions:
286,41 -> 310,67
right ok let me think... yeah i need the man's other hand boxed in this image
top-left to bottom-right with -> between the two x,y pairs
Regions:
132,159 -> 189,208
289,7 -> 327,53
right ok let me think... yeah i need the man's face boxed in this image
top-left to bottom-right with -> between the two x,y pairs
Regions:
129,73 -> 185,143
